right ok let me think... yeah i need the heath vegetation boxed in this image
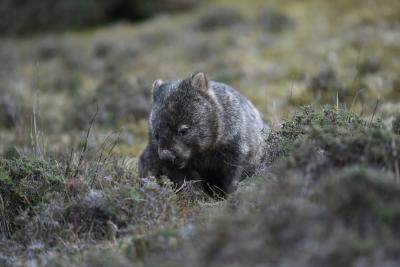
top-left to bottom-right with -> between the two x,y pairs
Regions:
1,0 -> 400,266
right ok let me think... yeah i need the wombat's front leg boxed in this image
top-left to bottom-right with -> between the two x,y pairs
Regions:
204,166 -> 242,197
139,145 -> 200,187
221,166 -> 242,194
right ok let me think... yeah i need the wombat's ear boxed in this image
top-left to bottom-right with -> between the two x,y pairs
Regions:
152,79 -> 163,100
190,72 -> 209,92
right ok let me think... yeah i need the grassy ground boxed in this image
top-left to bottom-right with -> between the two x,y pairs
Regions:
1,0 -> 400,266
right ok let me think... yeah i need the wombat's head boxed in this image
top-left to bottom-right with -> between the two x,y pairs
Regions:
149,72 -> 220,169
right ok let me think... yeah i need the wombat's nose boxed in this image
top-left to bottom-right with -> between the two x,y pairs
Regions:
159,149 -> 176,163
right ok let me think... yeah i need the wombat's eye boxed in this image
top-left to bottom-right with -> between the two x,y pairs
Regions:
178,125 -> 189,136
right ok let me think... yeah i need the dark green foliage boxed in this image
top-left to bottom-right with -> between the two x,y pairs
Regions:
0,157 -> 65,229
0,155 -> 178,257
265,106 -> 398,172
273,107 -> 399,181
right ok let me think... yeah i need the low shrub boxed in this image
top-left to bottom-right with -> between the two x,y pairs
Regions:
256,7 -> 294,33
194,6 -> 245,31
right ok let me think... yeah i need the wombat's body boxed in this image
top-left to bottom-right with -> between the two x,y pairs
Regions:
138,72 -> 266,195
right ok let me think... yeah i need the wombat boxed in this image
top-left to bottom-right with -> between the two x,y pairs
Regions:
138,72 -> 267,196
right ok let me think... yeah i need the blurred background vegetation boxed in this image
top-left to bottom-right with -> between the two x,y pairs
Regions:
1,0 -> 399,157
0,0 -> 202,35
0,0 -> 400,266
1,0 -> 400,155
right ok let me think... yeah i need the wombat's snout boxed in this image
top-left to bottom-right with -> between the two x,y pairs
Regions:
159,149 -> 176,163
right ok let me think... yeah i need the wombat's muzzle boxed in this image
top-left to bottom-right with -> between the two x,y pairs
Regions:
159,149 -> 176,163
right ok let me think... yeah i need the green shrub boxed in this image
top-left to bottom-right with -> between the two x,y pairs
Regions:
0,156 -> 65,227
264,106 -> 396,169
0,154 -> 182,261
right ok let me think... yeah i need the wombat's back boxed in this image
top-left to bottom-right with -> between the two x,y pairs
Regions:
209,81 -> 265,174
210,81 -> 264,137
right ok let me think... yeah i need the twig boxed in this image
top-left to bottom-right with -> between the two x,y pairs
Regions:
64,148 -> 74,178
174,179 -> 188,194
370,99 -> 380,124
206,183 -> 226,201
89,130 -> 121,187
336,90 -> 339,113
174,179 -> 204,194
30,91 -> 43,159
74,106 -> 98,177
349,49 -> 365,113
349,89 -> 364,112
